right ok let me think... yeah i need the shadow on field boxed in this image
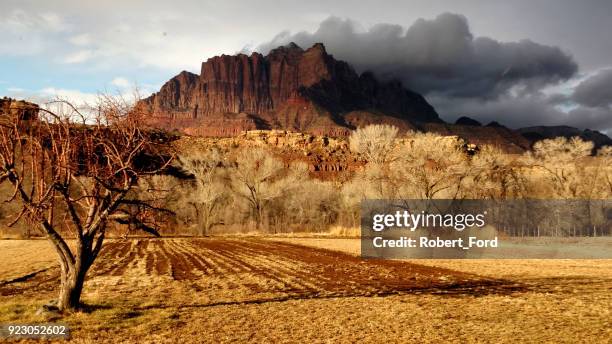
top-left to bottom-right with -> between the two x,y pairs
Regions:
3,239 -> 607,311
130,274 -> 610,311
133,278 -> 529,311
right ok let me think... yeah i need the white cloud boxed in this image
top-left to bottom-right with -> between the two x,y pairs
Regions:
69,33 -> 91,46
39,12 -> 70,32
111,77 -> 131,89
37,86 -> 147,108
3,9 -> 68,32
0,9 -> 72,56
86,21 -> 227,71
0,5 -> 237,71
39,87 -> 99,105
7,87 -> 25,93
62,50 -> 95,64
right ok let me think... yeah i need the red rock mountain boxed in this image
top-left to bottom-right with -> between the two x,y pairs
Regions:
139,43 -> 442,135
139,43 -> 532,152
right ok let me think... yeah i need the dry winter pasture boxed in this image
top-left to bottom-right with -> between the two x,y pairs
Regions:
0,238 -> 610,343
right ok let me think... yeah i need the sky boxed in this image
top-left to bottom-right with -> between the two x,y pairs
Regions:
1,0 -> 611,134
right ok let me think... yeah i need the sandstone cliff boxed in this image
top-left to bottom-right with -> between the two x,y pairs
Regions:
0,97 -> 39,123
140,43 -> 441,136
172,130 -> 363,181
139,43 -> 612,153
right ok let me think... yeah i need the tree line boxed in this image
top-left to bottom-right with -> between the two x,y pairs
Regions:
145,124 -> 612,236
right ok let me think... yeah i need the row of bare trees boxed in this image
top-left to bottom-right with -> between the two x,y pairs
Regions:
156,148 -> 336,235
6,109 -> 606,241
346,124 -> 611,200
139,124 -> 611,237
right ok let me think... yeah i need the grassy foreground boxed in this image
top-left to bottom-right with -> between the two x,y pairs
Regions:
0,238 -> 610,343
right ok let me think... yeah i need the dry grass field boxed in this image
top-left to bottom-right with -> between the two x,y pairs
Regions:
0,238 -> 610,343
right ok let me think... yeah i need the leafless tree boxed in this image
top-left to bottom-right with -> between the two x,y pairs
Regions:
230,148 -> 303,230
0,97 -> 172,311
280,168 -> 338,231
596,145 -> 612,198
467,145 -> 528,199
391,132 -> 469,199
342,163 -> 399,200
131,174 -> 181,236
530,137 -> 594,198
179,149 -> 230,236
349,124 -> 398,164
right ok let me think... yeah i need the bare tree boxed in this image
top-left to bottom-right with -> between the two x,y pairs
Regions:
339,164 -> 399,228
179,149 -> 229,236
596,145 -> 612,198
343,163 -> 399,200
131,174 -> 181,236
0,97 -> 172,311
391,132 -> 468,199
349,124 -> 398,164
275,163 -> 338,231
531,137 -> 594,198
468,145 -> 528,199
230,148 -> 302,230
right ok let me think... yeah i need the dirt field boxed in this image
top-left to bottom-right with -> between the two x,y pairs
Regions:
0,238 -> 610,343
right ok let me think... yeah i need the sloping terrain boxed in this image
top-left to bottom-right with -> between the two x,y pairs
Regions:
518,125 -> 612,148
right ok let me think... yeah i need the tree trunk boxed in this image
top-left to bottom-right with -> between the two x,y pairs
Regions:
57,258 -> 88,311
255,202 -> 264,231
196,205 -> 209,237
50,224 -> 107,312
198,209 -> 206,236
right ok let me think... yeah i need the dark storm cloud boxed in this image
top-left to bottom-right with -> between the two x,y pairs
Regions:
429,93 -> 612,135
256,13 -> 578,99
256,14 -> 612,135
572,69 -> 612,108
565,106 -> 612,133
429,93 -> 563,128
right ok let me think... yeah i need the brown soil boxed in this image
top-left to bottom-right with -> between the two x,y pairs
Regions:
0,238 -> 609,343
0,239 -> 521,300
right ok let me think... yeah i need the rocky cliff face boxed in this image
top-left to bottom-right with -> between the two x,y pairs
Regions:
140,43 -> 441,136
140,43 -> 611,153
0,97 -> 39,123
172,130 -> 365,181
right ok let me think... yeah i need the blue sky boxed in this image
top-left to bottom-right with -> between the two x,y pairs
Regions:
1,0 -> 611,134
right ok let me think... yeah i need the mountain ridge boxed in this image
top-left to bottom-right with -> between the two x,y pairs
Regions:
139,42 -> 442,136
518,125 -> 612,149
132,43 -> 610,152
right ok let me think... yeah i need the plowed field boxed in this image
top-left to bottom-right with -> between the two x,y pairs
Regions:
0,238 -> 610,343
1,239 -> 518,303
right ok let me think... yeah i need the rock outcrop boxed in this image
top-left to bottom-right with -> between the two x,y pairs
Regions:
171,130 -> 364,180
140,43 -> 441,136
0,97 -> 39,123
